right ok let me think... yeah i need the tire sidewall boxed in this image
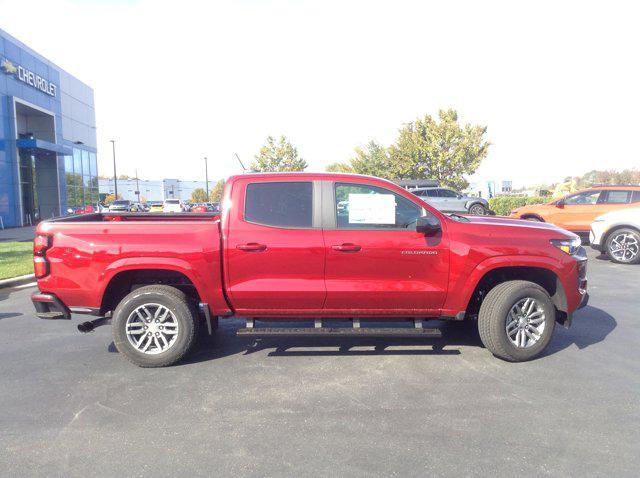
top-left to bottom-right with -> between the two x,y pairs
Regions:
112,289 -> 196,367
469,204 -> 486,215
606,228 -> 640,264
489,285 -> 556,361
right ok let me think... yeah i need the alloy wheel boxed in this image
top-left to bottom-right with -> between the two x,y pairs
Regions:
125,303 -> 179,355
608,232 -> 639,263
505,297 -> 546,348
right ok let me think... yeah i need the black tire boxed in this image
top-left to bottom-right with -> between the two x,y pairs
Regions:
477,280 -> 555,362
112,285 -> 199,367
468,203 -> 487,215
605,228 -> 640,264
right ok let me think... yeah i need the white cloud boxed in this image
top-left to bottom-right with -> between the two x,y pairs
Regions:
1,0 -> 639,186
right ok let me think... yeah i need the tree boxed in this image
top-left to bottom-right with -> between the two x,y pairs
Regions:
191,188 -> 208,203
251,135 -> 307,172
326,141 -> 393,178
104,193 -> 121,205
209,179 -> 225,203
326,162 -> 355,173
388,109 -> 490,190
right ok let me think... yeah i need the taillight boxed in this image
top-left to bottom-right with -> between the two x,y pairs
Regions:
33,234 -> 51,279
33,234 -> 51,256
33,256 -> 49,278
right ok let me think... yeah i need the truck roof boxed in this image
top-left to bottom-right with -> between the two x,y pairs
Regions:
227,172 -> 400,185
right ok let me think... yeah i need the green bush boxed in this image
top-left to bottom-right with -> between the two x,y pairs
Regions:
488,196 -> 548,216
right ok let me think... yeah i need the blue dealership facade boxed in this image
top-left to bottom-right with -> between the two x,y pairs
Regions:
0,28 -> 97,228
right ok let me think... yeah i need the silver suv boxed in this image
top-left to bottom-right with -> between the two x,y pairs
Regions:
411,187 -> 489,215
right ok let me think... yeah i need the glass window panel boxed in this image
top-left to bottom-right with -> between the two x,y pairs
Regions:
335,182 -> 422,230
604,191 -> 631,204
73,149 -> 82,175
82,150 -> 90,177
244,182 -> 313,228
64,155 -> 73,173
89,152 -> 97,176
75,187 -> 84,207
66,186 -> 76,208
564,191 -> 601,205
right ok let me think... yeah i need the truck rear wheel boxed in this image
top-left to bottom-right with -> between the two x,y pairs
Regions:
477,280 -> 555,362
112,285 -> 199,367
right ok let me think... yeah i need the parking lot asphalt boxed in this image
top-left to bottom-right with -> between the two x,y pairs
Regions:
0,249 -> 638,477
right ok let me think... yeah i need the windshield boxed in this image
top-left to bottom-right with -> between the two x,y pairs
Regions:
113,200 -> 129,205
165,200 -> 179,204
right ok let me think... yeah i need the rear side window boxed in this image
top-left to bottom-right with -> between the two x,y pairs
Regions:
604,190 -> 631,204
245,182 -> 313,228
632,191 -> 640,203
438,189 -> 458,198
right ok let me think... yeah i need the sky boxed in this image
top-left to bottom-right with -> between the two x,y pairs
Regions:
1,0 -> 639,187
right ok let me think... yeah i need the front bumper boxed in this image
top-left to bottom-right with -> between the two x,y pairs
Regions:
32,293 -> 71,320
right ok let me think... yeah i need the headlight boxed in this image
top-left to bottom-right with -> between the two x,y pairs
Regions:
550,237 -> 581,255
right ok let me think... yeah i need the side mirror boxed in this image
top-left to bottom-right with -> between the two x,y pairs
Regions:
456,194 -> 463,199
555,199 -> 565,208
416,215 -> 441,235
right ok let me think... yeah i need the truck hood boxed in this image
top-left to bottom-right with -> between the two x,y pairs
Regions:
455,214 -> 576,238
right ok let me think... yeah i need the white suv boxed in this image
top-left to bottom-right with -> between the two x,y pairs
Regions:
163,199 -> 184,213
590,208 -> 640,264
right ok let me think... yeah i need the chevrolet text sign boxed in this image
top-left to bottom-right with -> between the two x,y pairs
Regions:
1,57 -> 57,97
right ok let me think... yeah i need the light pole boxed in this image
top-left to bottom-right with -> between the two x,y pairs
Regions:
110,140 -> 118,198
204,156 -> 209,199
135,169 -> 140,203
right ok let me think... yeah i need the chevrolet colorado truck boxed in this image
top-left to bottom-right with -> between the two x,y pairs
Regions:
32,173 -> 588,367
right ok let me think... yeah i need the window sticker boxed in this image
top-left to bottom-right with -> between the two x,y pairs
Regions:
348,193 -> 396,224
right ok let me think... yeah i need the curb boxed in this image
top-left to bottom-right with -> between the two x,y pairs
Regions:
0,274 -> 36,289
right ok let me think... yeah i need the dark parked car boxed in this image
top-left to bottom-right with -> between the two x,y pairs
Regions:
411,187 -> 489,215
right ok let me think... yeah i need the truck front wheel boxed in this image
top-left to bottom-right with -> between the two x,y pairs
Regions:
477,280 -> 555,362
112,285 -> 199,367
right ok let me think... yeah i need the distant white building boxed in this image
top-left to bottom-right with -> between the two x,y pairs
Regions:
99,178 -> 217,202
466,179 -> 513,198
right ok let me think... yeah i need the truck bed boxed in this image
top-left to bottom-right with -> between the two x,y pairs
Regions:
47,212 -> 220,223
36,213 -> 231,316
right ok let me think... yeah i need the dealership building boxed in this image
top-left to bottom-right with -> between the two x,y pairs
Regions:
99,178 -> 219,203
0,28 -> 97,228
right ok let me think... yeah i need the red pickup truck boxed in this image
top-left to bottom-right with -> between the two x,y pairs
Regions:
32,173 -> 588,367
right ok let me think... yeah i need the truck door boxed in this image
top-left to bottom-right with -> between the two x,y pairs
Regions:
225,180 -> 326,315
322,181 -> 449,314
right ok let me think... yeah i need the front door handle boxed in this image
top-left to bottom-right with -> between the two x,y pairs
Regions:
237,243 -> 267,252
332,243 -> 362,252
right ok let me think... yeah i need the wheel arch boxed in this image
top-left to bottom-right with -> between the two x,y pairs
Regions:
100,268 -> 203,316
465,200 -> 487,210
520,213 -> 545,222
465,266 -> 568,324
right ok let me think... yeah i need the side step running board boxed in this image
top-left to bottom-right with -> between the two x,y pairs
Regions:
237,327 -> 442,338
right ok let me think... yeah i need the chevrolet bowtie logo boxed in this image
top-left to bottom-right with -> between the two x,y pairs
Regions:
1,58 -> 18,75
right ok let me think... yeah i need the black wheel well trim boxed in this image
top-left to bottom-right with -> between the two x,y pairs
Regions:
465,266 -> 568,324
520,213 -> 545,222
100,269 -> 202,315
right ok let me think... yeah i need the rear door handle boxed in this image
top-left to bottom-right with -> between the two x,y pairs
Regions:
332,243 -> 362,252
237,243 -> 267,252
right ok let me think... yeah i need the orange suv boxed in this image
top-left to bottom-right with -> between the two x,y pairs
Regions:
509,186 -> 640,233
